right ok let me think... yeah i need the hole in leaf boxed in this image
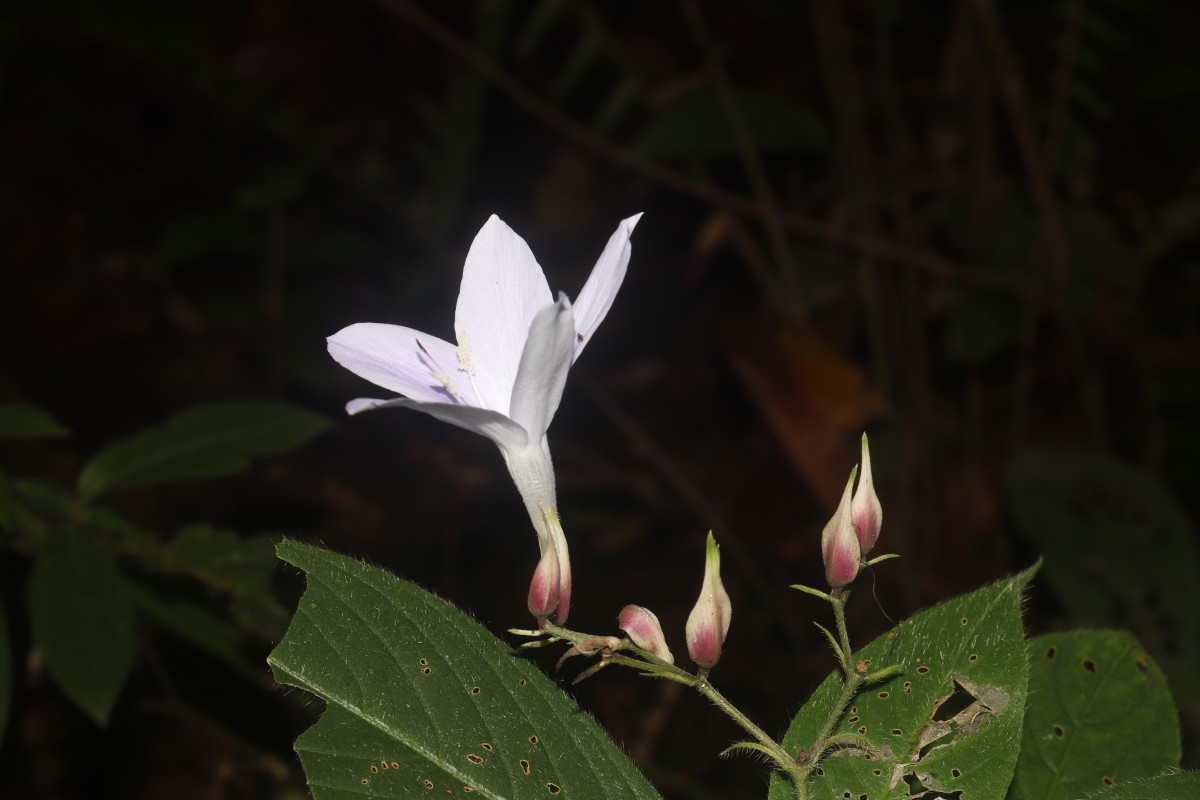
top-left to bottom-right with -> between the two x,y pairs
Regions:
851,706 -> 859,714
370,765 -> 379,774
529,735 -> 540,745
464,788 -> 474,793
891,728 -> 903,736
1103,776 -> 1115,787
932,683 -> 976,722
546,782 -> 561,795
873,769 -> 883,776
914,676 -> 1012,761
469,686 -> 481,695
848,715 -> 860,723
1053,724 -> 1065,738
360,779 -> 369,786
968,654 -> 978,663
466,754 -> 484,765
916,666 -> 930,675
420,658 -> 429,666
878,691 -> 890,699
903,681 -> 912,694
1083,659 -> 1097,673
520,759 -> 531,776
481,743 -> 493,752
951,768 -> 961,778
379,761 -> 389,770
961,617 -> 968,625
858,726 -> 868,735
859,795 -> 867,800
842,792 -> 851,799
903,773 -> 928,793
815,767 -> 825,776
1046,646 -> 1057,659
424,779 -> 434,789
421,667 -> 432,675
519,678 -> 528,687
391,762 -> 399,769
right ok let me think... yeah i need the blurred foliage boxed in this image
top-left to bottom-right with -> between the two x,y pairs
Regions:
0,0 -> 1197,797
0,402 -> 326,795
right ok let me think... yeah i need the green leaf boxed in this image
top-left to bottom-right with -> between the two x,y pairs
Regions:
1085,771 -> 1200,799
768,565 -> 1038,800
1005,451 -> 1200,684
29,527 -> 136,725
268,540 -> 662,800
158,525 -> 288,638
1009,631 -> 1180,800
77,401 -> 330,502
0,403 -> 69,440
632,88 -> 827,160
128,581 -> 261,680
0,599 -> 11,748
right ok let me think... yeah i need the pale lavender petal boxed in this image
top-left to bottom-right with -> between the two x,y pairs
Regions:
345,396 -> 529,452
454,216 -> 554,397
571,212 -> 641,361
508,295 -> 575,441
328,323 -> 506,409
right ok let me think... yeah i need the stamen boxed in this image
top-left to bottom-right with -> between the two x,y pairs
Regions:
455,330 -> 487,408
416,339 -> 465,403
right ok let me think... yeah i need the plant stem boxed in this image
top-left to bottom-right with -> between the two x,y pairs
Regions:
786,589 -> 868,799
533,621 -> 804,791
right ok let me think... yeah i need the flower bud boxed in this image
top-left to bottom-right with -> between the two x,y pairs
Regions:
851,433 -> 883,555
618,605 -> 674,664
527,540 -> 561,621
822,466 -> 860,588
685,532 -> 732,670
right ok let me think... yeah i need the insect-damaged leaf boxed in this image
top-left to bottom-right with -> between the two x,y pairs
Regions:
268,540 -> 662,800
769,564 -> 1038,800
1009,631 -> 1180,800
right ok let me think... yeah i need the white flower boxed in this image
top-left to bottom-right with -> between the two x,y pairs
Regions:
327,213 -> 642,622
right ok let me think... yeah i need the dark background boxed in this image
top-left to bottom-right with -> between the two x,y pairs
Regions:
1,1 -> 1198,798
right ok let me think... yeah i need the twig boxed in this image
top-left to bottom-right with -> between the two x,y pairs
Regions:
579,374 -> 809,649
381,0 -> 1027,295
680,0 -> 805,319
969,0 -> 1071,293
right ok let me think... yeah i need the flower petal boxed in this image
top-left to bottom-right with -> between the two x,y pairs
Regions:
345,396 -> 528,452
327,323 -> 506,409
508,295 -> 575,441
572,212 -> 641,361
454,216 -> 554,398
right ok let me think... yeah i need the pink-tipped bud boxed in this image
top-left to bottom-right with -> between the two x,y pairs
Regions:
851,433 -> 883,555
822,465 -> 860,588
685,532 -> 732,670
527,542 -> 561,621
619,605 -> 674,664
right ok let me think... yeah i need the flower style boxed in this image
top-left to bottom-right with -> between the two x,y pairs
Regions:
685,532 -> 732,670
822,465 -> 860,588
327,213 -> 643,623
851,433 -> 882,555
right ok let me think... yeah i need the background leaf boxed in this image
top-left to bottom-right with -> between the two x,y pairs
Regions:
268,540 -> 662,800
632,88 -> 827,160
768,565 -> 1038,800
76,401 -> 330,502
28,527 -> 136,725
0,599 -> 10,748
0,403 -> 70,441
1085,771 -> 1200,799
1009,631 -> 1180,800
1005,449 -> 1200,752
